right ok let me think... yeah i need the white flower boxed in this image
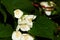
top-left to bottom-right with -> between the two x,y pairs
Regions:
25,15 -> 36,27
21,34 -> 34,40
18,15 -> 36,28
12,31 -> 22,40
16,24 -> 30,31
14,9 -> 23,18
40,1 -> 56,16
17,15 -> 36,31
24,15 -> 36,27
45,11 -> 51,16
25,15 -> 36,24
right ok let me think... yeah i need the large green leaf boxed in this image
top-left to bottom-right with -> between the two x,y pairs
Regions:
1,0 -> 34,15
28,15 -> 57,39
0,23 -> 13,38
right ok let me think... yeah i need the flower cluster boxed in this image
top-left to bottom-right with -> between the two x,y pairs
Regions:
12,31 -> 34,40
12,9 -> 36,40
40,1 -> 56,16
17,15 -> 36,31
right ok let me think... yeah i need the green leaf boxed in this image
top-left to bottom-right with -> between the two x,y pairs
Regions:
0,3 -> 7,23
0,23 -> 13,38
28,15 -> 57,39
0,8 -> 7,23
1,0 -> 34,15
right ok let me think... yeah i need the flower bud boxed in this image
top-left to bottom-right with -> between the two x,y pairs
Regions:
14,9 -> 23,18
12,31 -> 22,40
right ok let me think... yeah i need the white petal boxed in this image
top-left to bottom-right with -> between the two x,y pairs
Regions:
12,31 -> 22,40
14,9 -> 23,18
25,15 -> 36,24
26,15 -> 36,20
18,24 -> 30,31
21,15 -> 36,20
33,15 -> 37,20
40,2 -> 49,7
40,1 -> 55,7
45,11 -> 51,16
18,19 -> 27,25
26,22 -> 33,28
22,15 -> 29,20
21,34 -> 34,40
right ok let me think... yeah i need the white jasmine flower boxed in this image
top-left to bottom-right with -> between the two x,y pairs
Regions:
21,34 -> 34,40
25,15 -> 36,27
40,1 -> 56,16
18,15 -> 36,28
17,15 -> 36,31
12,31 -> 22,40
14,9 -> 23,18
17,24 -> 30,31
23,15 -> 36,28
45,11 -> 51,16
